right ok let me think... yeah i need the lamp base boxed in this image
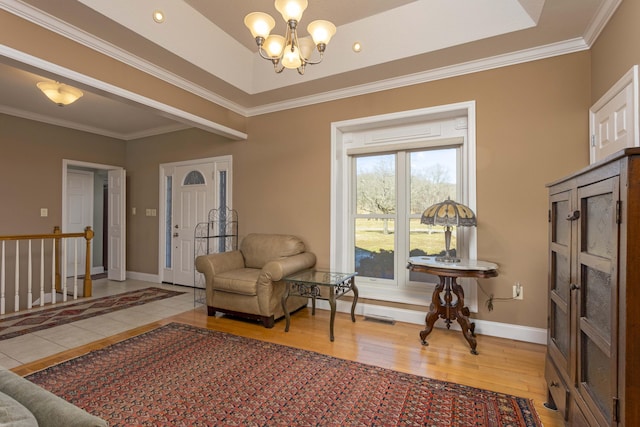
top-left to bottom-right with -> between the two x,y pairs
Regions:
435,256 -> 461,263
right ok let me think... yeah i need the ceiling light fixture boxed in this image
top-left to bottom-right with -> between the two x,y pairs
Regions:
36,81 -> 84,107
152,10 -> 165,23
244,0 -> 336,75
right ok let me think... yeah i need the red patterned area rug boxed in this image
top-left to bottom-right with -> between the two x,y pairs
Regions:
27,322 -> 542,426
0,288 -> 184,341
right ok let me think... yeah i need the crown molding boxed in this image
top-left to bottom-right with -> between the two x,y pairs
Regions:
0,104 -> 191,140
582,0 -> 622,46
246,38 -> 590,116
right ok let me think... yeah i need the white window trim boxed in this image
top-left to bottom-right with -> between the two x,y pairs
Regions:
330,101 -> 478,311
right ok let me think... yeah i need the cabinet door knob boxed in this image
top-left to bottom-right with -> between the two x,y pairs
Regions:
570,284 -> 580,291
566,210 -> 580,221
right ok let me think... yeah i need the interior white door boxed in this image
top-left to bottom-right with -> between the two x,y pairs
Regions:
107,168 -> 126,281
171,164 -> 214,286
65,170 -> 93,277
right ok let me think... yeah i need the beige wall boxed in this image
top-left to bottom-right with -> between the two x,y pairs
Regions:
0,114 -> 125,235
590,0 -> 640,102
122,52 -> 591,329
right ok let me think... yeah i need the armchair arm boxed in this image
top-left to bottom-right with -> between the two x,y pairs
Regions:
259,252 -> 317,284
195,251 -> 245,280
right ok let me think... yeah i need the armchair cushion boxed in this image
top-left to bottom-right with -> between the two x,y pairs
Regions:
241,233 -> 306,269
215,268 -> 261,295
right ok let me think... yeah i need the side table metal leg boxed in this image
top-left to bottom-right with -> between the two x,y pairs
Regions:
349,277 -> 358,322
282,283 -> 291,332
329,287 -> 336,342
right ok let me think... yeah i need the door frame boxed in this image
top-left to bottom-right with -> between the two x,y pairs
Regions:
62,159 -> 126,279
158,156 -> 233,284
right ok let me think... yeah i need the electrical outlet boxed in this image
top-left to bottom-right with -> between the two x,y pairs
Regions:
512,283 -> 524,300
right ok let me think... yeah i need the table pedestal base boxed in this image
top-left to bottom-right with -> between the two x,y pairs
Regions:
420,275 -> 478,355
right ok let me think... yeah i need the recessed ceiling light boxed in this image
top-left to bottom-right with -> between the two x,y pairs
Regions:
352,42 -> 362,53
152,10 -> 165,23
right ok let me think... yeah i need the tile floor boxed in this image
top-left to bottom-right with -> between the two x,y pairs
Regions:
0,279 -> 195,369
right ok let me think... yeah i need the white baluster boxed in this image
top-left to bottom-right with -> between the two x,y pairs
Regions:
27,240 -> 32,309
40,239 -> 45,307
62,239 -> 67,302
73,238 -> 78,299
1,241 -> 5,315
14,240 -> 19,312
51,238 -> 56,305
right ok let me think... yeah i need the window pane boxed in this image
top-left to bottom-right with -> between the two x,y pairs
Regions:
165,176 -> 172,268
183,170 -> 205,185
356,155 -> 396,215
355,218 -> 395,279
410,149 -> 457,214
409,218 -> 456,257
409,149 -> 458,282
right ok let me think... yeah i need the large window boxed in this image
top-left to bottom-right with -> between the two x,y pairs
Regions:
332,103 -> 477,305
354,148 -> 458,282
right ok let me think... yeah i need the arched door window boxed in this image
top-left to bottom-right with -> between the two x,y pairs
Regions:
183,170 -> 205,185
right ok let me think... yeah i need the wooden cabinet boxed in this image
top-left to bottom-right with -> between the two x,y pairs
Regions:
545,148 -> 640,426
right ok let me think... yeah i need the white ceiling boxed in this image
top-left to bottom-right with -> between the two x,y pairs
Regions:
0,0 -> 619,140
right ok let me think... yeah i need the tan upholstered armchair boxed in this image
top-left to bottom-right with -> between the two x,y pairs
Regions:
195,233 -> 316,328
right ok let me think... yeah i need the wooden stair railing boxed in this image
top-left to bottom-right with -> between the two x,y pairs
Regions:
0,226 -> 94,315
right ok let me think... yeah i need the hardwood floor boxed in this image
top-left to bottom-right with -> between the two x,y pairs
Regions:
12,305 -> 564,426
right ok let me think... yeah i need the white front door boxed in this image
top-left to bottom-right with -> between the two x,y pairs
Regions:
171,163 -> 214,286
65,170 -> 93,277
107,168 -> 126,281
161,157 -> 231,287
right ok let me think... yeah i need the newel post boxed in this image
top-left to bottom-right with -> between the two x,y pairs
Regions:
83,226 -> 94,297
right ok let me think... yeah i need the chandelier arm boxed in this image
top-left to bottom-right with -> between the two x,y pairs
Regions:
302,52 -> 324,66
258,47 -> 275,61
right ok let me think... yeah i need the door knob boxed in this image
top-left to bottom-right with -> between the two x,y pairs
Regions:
174,224 -> 179,229
570,284 -> 580,291
173,233 -> 179,237
566,210 -> 580,221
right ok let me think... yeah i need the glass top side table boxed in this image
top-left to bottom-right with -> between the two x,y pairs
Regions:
282,270 -> 358,341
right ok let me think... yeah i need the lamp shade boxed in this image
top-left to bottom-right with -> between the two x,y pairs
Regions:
36,81 -> 83,106
421,197 -> 477,227
281,43 -> 302,69
307,20 -> 337,46
264,34 -> 285,58
274,0 -> 308,22
244,12 -> 275,39
298,36 -> 316,60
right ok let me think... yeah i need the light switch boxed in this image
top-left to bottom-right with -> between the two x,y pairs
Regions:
132,207 -> 136,215
40,208 -> 48,217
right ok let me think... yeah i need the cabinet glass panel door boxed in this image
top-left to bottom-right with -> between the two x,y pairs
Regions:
548,191 -> 572,368
576,177 -> 618,426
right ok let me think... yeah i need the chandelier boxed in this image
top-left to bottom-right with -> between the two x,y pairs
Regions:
244,0 -> 336,75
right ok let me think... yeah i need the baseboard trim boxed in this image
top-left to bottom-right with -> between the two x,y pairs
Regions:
313,299 -> 547,345
126,271 -> 161,283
